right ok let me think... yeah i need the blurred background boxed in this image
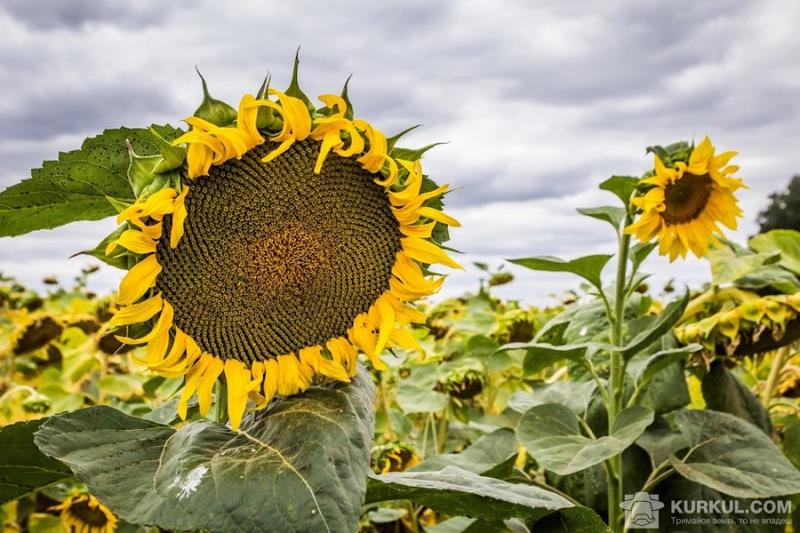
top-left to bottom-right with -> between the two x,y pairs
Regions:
1,0 -> 798,303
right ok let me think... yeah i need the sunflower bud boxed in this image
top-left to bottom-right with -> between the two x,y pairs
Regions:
126,140 -> 170,197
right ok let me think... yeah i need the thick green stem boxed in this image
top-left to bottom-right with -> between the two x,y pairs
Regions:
607,214 -> 633,533
215,380 -> 228,424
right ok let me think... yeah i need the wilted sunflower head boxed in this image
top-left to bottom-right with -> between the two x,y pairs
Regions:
625,136 -> 745,261
51,494 -> 117,533
372,443 -> 420,474
104,58 -> 460,429
11,312 -> 63,355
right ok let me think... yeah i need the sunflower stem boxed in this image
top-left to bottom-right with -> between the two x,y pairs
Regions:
215,380 -> 228,425
762,345 -> 793,408
606,208 -> 633,533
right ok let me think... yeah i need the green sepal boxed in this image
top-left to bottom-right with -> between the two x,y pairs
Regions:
72,224 -> 128,270
105,196 -> 132,214
193,67 -> 237,126
149,127 -> 187,174
340,75 -> 354,119
285,49 -> 314,113
253,73 -> 278,130
391,142 -> 446,162
126,141 -> 162,197
387,125 -> 422,152
645,140 -> 692,166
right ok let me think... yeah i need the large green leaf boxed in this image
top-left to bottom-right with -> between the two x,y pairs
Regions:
749,229 -> 800,275
619,291 -> 690,359
508,255 -> 613,292
496,342 -> 604,375
702,361 -> 772,435
0,126 -> 180,237
707,242 -> 781,285
36,368 -> 376,533
0,418 -> 73,504
366,466 -> 588,523
626,345 -> 700,386
396,369 -> 449,414
517,403 -> 653,475
34,406 -> 187,530
656,475 -> 787,532
670,410 -> 800,498
508,381 -> 597,416
411,428 -> 517,478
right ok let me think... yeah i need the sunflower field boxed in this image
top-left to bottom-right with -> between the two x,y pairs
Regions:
1,59 -> 800,533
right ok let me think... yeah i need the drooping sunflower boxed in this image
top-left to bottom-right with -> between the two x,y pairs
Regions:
51,494 -> 117,533
625,136 -> 745,261
105,59 -> 460,429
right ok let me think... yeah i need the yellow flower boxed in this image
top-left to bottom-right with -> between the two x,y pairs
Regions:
625,136 -> 745,261
51,494 -> 117,533
106,68 -> 460,430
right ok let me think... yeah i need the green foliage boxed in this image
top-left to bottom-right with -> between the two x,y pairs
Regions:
34,369 -> 375,533
517,403 -> 653,475
509,255 -> 613,292
0,418 -> 72,504
0,125 -> 181,237
669,410 -> 800,498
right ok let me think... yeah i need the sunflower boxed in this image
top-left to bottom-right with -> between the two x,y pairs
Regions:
105,60 -> 460,429
51,494 -> 117,533
625,136 -> 745,261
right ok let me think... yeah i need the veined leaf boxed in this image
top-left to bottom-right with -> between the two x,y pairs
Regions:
411,428 -> 517,478
508,381 -> 598,416
626,345 -> 700,386
0,418 -> 73,504
749,229 -> 800,275
670,410 -> 800,498
619,291 -> 690,359
35,367 -> 376,533
0,126 -> 181,237
599,175 -> 639,206
576,206 -> 626,230
701,361 -> 772,435
366,466 -> 584,523
509,255 -> 612,292
517,403 -> 653,476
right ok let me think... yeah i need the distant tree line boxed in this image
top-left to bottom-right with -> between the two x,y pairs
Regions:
758,174 -> 800,233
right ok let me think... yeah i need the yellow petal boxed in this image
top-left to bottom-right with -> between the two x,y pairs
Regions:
197,355 -> 224,416
109,293 -> 163,328
116,255 -> 161,306
401,237 -> 462,269
170,187 -> 190,248
224,359 -> 252,430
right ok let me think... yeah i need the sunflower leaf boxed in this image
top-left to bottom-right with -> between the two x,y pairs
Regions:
669,410 -> 800,498
576,206 -> 626,230
366,466 -> 593,523
508,255 -> 613,292
0,418 -> 73,504
619,290 -> 690,359
0,126 -> 181,237
599,175 -> 639,206
517,403 -> 653,475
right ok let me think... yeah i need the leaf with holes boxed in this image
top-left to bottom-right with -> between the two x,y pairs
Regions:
0,125 -> 181,237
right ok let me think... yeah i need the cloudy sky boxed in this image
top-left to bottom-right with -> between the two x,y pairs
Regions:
1,0 -> 799,304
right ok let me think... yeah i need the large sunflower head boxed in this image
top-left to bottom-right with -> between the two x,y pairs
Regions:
625,136 -> 745,261
105,59 -> 460,429
51,494 -> 117,533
